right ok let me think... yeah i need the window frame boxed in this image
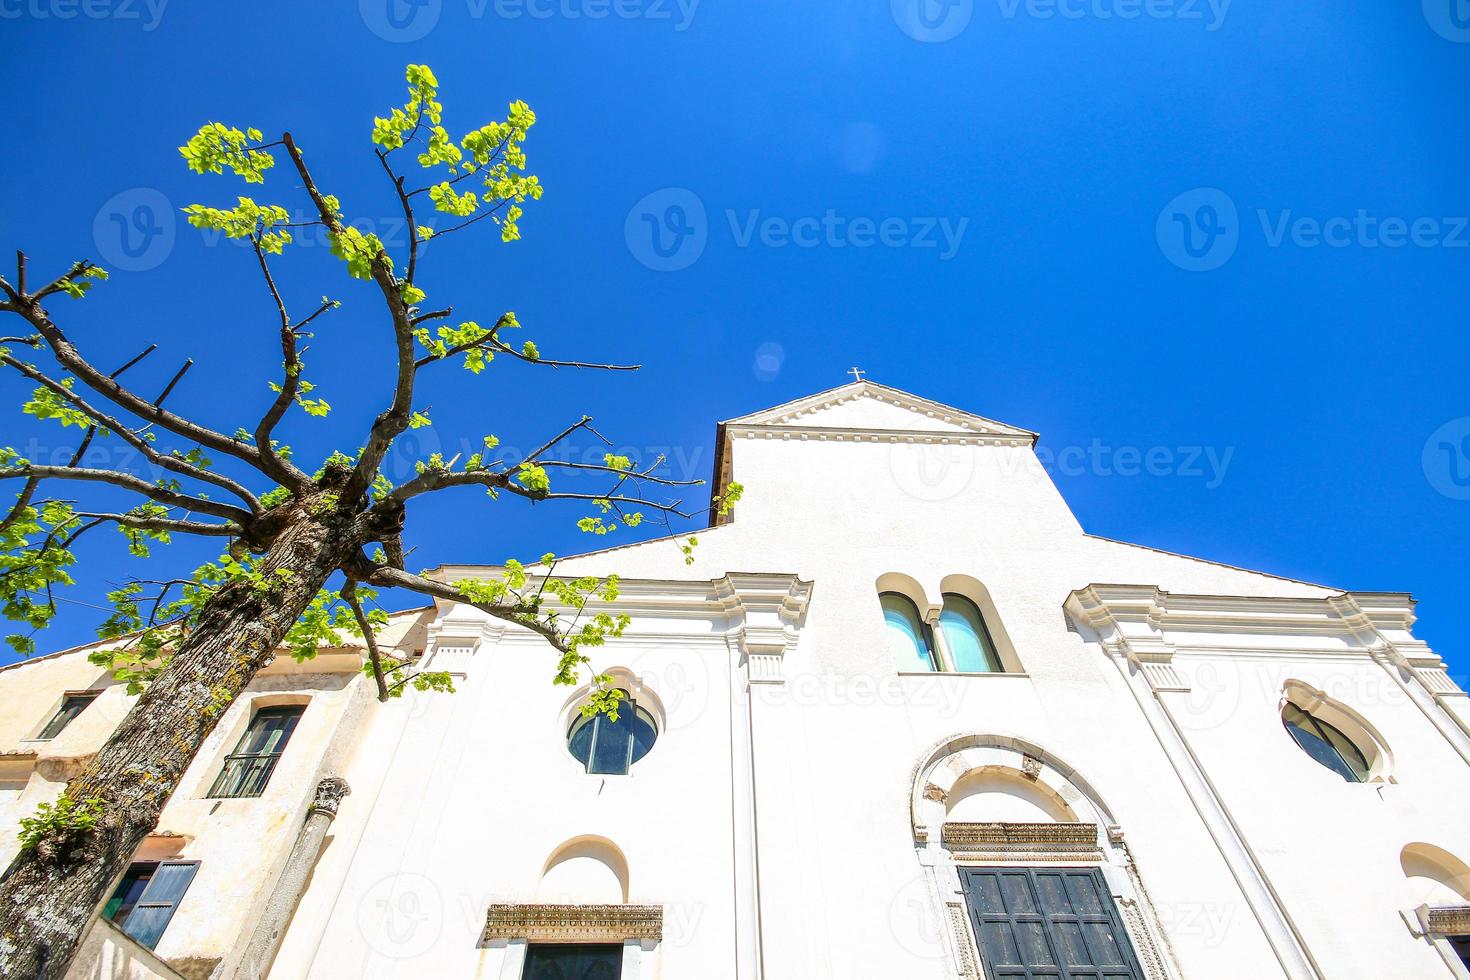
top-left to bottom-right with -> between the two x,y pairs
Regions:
207,704 -> 305,799
103,860 -> 199,950
33,691 -> 100,741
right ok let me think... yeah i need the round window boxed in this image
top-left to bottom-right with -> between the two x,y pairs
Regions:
567,691 -> 658,775
1282,701 -> 1370,783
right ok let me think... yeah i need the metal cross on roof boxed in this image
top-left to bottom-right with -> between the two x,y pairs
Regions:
848,367 -> 866,382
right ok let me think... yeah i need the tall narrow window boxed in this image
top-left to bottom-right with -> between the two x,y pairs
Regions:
1282,702 -> 1369,783
881,592 -> 938,672
102,861 -> 198,950
36,692 -> 99,740
208,705 -> 304,798
939,594 -> 1003,673
567,692 -> 658,775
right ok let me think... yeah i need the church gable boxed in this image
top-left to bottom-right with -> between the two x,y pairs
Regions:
723,381 -> 1036,441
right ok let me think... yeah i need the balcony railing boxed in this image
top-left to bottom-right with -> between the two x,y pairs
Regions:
207,752 -> 282,798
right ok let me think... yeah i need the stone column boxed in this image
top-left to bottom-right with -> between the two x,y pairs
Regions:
235,777 -> 351,980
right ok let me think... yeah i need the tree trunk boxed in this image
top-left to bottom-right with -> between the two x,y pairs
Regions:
0,501 -> 361,980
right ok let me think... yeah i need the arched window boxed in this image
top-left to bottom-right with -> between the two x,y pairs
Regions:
939,593 -> 1003,673
1282,702 -> 1369,783
567,691 -> 658,775
881,592 -> 938,672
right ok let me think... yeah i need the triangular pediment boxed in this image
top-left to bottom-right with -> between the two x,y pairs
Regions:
723,381 -> 1036,441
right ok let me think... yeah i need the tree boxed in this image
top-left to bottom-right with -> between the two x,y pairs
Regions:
0,64 -> 736,978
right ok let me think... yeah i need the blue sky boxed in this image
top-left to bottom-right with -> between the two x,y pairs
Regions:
1,1 -> 1466,676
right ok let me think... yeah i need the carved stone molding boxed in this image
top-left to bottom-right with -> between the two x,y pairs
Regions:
311,776 -> 351,818
1428,905 -> 1470,936
482,904 -> 663,944
946,902 -> 980,979
942,821 -> 1101,861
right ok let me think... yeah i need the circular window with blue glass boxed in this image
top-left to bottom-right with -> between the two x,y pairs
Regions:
567,691 -> 658,775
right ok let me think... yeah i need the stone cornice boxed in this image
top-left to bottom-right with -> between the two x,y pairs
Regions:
482,903 -> 663,943
425,571 -> 813,684
721,380 -> 1038,444
1064,585 -> 1453,683
724,423 -> 1034,447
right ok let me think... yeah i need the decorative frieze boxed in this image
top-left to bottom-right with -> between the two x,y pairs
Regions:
1428,905 -> 1470,936
482,904 -> 664,944
941,821 -> 1101,860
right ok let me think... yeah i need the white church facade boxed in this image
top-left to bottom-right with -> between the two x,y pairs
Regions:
2,380 -> 1469,980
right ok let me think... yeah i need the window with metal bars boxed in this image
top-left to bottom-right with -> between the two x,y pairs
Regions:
207,705 -> 304,798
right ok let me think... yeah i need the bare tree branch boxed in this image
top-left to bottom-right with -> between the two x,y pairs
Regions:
282,133 -> 414,505
2,272 -> 272,472
0,353 -> 264,513
355,561 -> 571,653
0,464 -> 253,524
342,579 -> 391,701
73,510 -> 242,537
249,239 -> 314,491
